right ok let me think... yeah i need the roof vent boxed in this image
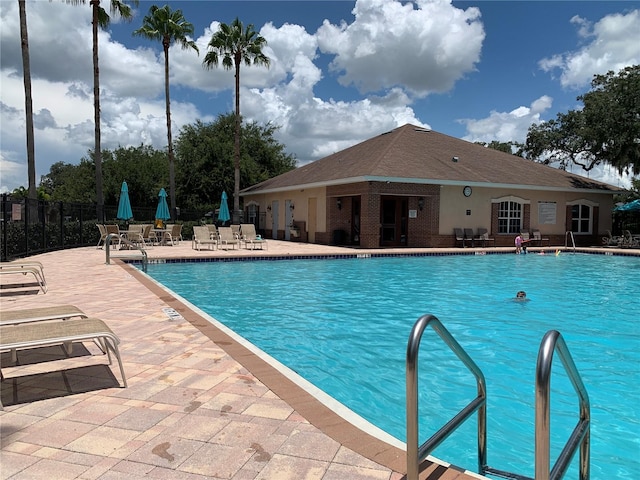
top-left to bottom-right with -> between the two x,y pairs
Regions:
452,156 -> 459,162
414,127 -> 431,133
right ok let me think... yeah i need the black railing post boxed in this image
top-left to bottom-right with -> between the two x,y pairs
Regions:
1,194 -> 7,261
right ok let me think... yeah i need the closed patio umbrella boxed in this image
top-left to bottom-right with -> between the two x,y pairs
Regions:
155,188 -> 171,225
116,181 -> 133,220
218,191 -> 231,224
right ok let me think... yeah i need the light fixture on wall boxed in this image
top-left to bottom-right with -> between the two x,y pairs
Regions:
418,197 -> 425,211
336,198 -> 342,210
289,203 -> 294,211
266,205 -> 271,212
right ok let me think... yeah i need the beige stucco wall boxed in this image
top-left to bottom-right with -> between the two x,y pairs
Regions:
244,187 -> 327,233
439,185 -> 614,235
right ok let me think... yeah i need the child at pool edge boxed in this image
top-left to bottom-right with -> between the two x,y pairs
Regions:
515,234 -> 523,254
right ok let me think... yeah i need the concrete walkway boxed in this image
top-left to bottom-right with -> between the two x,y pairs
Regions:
6,238 -> 625,479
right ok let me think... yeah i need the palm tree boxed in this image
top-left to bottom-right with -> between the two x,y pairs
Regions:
203,17 -> 269,223
66,0 -> 137,221
133,5 -> 198,221
18,0 -> 36,207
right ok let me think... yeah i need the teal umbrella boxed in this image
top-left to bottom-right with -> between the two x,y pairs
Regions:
614,199 -> 640,212
155,188 -> 171,221
218,191 -> 231,224
116,181 -> 133,220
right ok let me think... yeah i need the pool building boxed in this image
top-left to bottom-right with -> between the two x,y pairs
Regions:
241,124 -> 622,248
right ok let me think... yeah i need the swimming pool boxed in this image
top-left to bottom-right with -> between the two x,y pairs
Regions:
141,253 -> 639,479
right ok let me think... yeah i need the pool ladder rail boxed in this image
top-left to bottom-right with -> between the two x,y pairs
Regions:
565,231 -> 577,252
406,314 -> 590,480
104,233 -> 148,271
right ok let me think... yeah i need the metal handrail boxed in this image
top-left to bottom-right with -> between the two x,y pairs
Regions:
105,233 -> 148,270
565,231 -> 576,252
406,314 -> 487,480
535,330 -> 590,480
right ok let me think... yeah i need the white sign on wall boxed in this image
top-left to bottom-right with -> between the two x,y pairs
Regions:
538,202 -> 557,225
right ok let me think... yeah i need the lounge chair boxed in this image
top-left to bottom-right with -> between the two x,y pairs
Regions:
0,317 -> 127,408
0,261 -> 47,294
602,230 -> 622,247
96,224 -> 108,249
621,230 -> 638,248
476,228 -> 495,247
532,229 -> 550,247
454,228 -> 466,247
0,304 -> 86,325
464,228 -> 475,247
192,226 -> 217,251
218,227 -> 239,250
240,224 -> 268,250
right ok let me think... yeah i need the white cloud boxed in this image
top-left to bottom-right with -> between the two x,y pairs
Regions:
539,9 -> 640,88
460,95 -> 553,144
316,0 -> 485,96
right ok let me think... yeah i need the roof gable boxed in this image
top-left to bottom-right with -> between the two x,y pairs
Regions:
243,124 -> 620,193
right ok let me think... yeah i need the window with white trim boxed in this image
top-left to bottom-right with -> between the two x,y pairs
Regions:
498,201 -> 522,234
571,204 -> 592,233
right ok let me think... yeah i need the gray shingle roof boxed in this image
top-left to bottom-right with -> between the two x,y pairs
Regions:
243,124 -> 620,194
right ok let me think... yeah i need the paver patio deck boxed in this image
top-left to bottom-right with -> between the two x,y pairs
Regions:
4,239 -> 631,479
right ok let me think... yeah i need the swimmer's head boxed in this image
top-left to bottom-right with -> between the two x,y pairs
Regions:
516,291 -> 526,299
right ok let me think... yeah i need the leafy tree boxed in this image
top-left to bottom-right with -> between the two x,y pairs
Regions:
133,4 -> 199,221
175,114 -> 296,211
524,65 -> 640,175
41,159 -> 96,203
40,145 -> 167,208
475,140 -> 524,156
65,0 -> 137,221
203,17 -> 270,223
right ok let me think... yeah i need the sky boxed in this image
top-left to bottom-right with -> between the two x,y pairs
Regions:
1,0 -> 639,194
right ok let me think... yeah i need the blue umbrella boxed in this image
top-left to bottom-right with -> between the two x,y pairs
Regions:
218,191 -> 231,224
614,199 -> 640,212
116,181 -> 133,220
155,188 -> 171,221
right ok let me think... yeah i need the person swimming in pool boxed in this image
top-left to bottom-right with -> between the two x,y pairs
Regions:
515,291 -> 528,301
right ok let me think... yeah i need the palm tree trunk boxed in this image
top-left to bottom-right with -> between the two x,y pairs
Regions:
163,38 -> 176,221
233,57 -> 241,224
19,0 -> 36,205
91,0 -> 104,222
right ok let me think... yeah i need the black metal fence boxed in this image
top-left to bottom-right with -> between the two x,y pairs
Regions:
0,194 -> 209,261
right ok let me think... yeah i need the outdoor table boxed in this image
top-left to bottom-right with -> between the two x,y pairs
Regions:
153,229 -> 169,245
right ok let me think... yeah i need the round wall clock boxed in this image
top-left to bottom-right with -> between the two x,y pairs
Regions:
463,186 -> 472,197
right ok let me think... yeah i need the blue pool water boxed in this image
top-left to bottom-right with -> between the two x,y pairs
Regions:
141,253 -> 640,479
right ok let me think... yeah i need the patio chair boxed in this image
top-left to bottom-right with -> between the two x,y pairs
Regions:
240,224 -> 268,250
207,224 -> 219,243
104,225 -> 122,249
124,225 -> 144,246
218,227 -> 239,250
621,230 -> 638,248
464,228 -> 475,247
96,224 -> 108,249
141,224 -> 157,247
476,228 -> 495,247
163,224 -> 183,246
454,228 -> 466,247
192,226 -> 217,251
532,229 -> 550,247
